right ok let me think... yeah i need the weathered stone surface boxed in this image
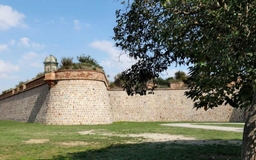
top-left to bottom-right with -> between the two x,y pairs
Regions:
44,80 -> 112,125
0,70 -> 245,125
55,70 -> 108,86
170,82 -> 185,89
0,80 -> 112,125
109,90 -> 244,122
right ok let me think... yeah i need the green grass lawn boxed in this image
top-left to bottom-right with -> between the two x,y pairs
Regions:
0,121 -> 242,160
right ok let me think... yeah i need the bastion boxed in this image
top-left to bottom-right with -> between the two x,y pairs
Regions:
0,55 -> 245,125
0,70 -> 112,125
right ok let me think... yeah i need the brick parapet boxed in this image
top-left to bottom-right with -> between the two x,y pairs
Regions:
54,70 -> 108,87
0,76 -> 46,100
0,70 -> 109,100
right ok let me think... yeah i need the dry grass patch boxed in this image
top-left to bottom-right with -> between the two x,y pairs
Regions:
78,129 -> 242,146
78,129 -> 195,143
57,141 -> 90,146
25,139 -> 49,144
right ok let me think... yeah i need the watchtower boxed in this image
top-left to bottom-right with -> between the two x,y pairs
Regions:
44,55 -> 58,73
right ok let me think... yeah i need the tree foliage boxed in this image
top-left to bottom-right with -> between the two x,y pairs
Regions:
35,72 -> 45,78
114,0 -> 256,109
175,71 -> 187,81
110,70 -> 187,89
113,0 -> 256,158
109,73 -> 125,88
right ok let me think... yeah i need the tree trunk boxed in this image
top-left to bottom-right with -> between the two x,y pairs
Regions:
241,93 -> 256,160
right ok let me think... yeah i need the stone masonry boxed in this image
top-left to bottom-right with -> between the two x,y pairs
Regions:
0,70 -> 244,125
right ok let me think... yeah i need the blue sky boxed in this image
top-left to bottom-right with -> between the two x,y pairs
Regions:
0,0 -> 187,93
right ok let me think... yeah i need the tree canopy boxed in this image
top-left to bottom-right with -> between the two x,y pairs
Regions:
109,70 -> 187,89
113,0 -> 256,158
114,0 -> 256,109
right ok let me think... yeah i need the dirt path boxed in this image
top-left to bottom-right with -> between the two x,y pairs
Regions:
77,129 -> 241,145
160,123 -> 244,132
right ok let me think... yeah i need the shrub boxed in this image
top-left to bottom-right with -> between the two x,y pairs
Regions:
60,57 -> 73,69
2,88 -> 13,94
36,72 -> 44,78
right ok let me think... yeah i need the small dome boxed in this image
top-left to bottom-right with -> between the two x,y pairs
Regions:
44,55 -> 57,63
44,55 -> 58,73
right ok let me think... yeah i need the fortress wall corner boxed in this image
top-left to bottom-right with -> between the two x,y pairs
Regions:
44,80 -> 112,125
0,70 -> 113,125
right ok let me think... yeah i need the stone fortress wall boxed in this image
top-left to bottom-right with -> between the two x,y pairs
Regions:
0,70 -> 244,125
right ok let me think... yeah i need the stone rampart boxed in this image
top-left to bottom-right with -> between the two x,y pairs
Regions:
0,70 -> 245,124
0,70 -> 112,125
44,80 -> 112,125
0,84 -> 49,123
109,89 -> 244,122
0,76 -> 46,100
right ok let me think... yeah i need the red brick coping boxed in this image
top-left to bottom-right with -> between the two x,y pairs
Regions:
0,70 -> 108,100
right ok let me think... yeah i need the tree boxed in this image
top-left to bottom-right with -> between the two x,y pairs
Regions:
113,0 -> 256,159
154,77 -> 169,87
175,71 -> 187,81
110,73 -> 125,88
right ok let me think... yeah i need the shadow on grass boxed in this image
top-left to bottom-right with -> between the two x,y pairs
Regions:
51,140 -> 241,160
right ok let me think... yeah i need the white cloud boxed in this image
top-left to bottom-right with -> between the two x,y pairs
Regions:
0,44 -> 8,52
18,37 -> 45,49
73,19 -> 81,30
0,60 -> 19,81
31,42 -> 45,49
19,51 -> 45,69
89,40 -> 189,81
0,4 -> 26,31
8,39 -> 16,46
30,62 -> 42,68
0,73 -> 18,79
34,19 -> 41,23
84,23 -> 91,27
90,40 -> 134,66
19,37 -> 30,47
89,40 -> 136,80
60,17 -> 67,24
46,20 -> 54,24
0,59 -> 19,73
22,51 -> 39,60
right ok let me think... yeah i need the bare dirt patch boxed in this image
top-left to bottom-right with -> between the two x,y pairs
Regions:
126,133 -> 195,142
25,139 -> 49,144
78,129 -> 241,145
57,141 -> 90,146
78,129 -> 195,143
78,129 -> 106,135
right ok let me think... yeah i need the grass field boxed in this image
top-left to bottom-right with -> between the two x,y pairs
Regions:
0,121 -> 243,160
